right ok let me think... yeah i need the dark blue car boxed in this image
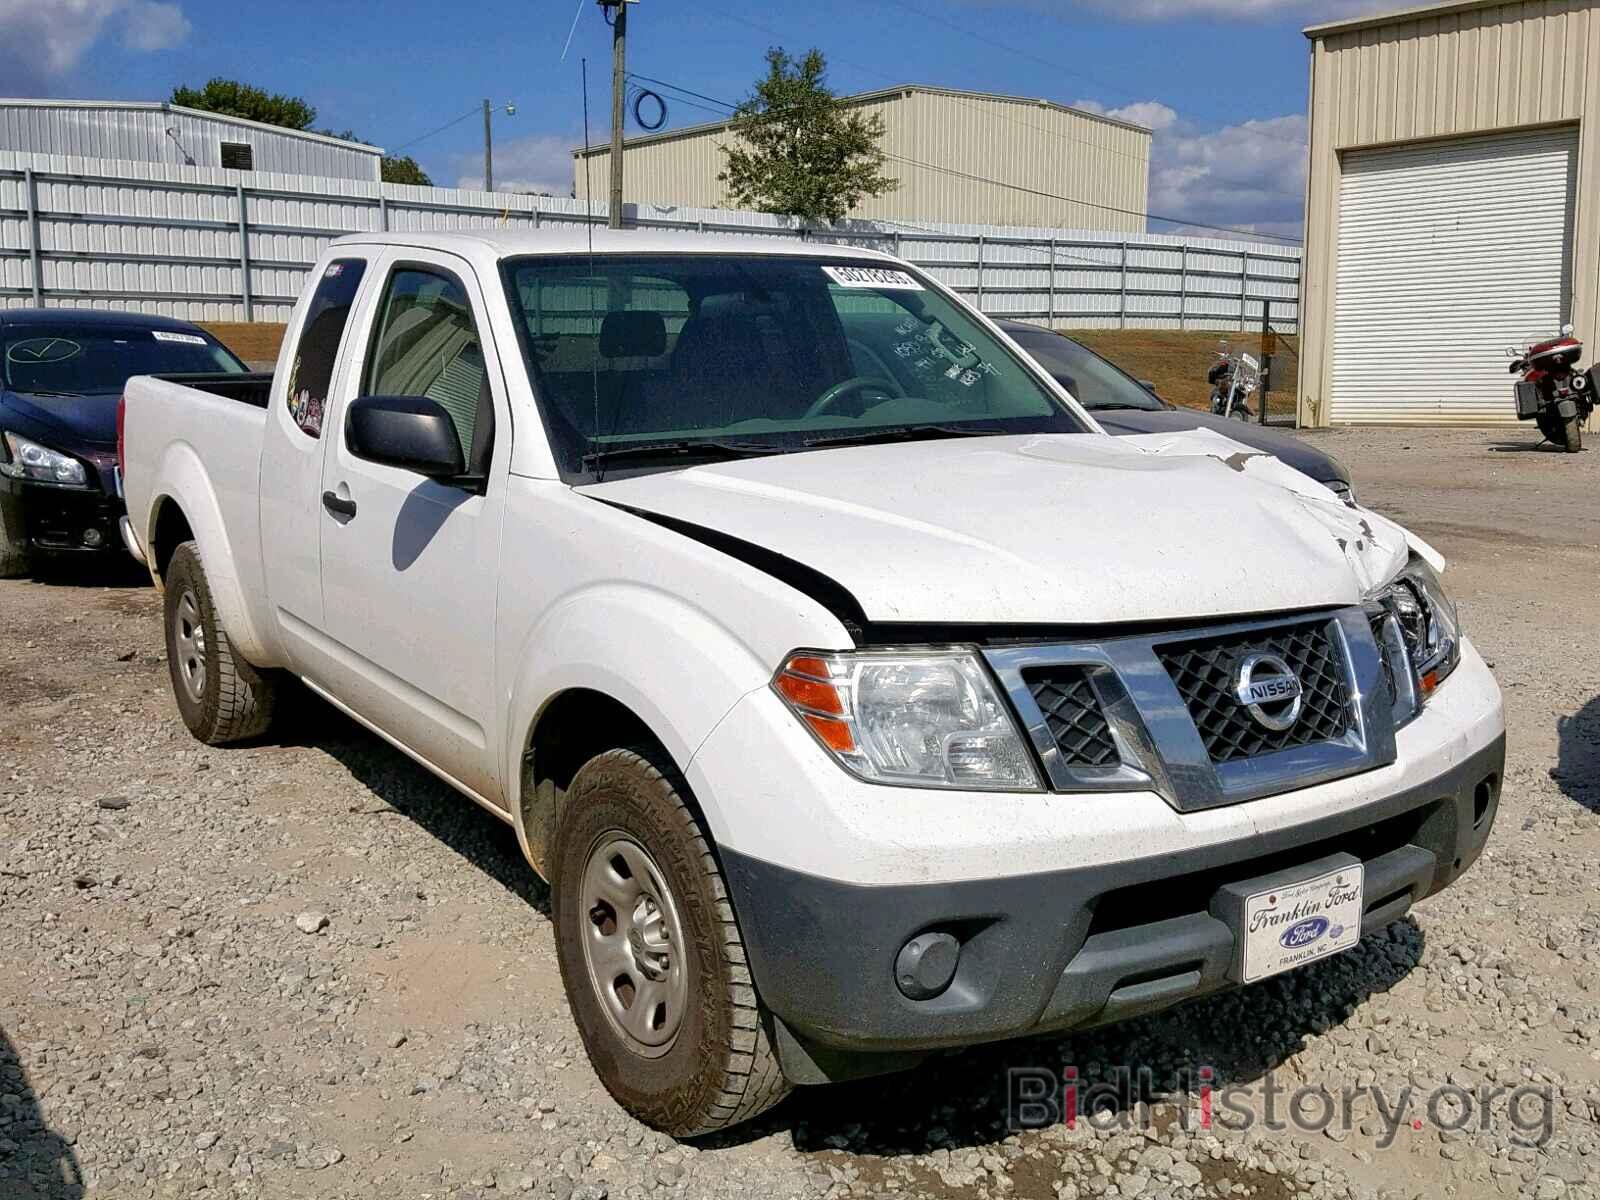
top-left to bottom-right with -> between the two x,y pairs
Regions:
0,309 -> 248,569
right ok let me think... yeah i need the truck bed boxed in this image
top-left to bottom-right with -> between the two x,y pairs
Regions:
152,372 -> 274,409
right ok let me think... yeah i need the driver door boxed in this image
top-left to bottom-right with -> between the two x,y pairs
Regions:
311,248 -> 510,807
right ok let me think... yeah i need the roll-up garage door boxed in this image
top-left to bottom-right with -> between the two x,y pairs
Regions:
1330,127 -> 1578,423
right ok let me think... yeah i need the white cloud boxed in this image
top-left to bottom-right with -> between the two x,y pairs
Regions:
452,133 -> 576,197
1076,98 -> 1306,239
0,0 -> 191,94
122,1 -> 192,51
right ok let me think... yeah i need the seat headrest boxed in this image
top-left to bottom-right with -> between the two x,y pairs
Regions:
599,311 -> 667,358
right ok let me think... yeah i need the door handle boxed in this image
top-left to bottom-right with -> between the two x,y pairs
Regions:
321,490 -> 357,520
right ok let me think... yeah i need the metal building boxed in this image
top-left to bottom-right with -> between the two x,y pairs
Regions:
0,99 -> 383,182
1299,0 -> 1599,426
573,85 -> 1152,231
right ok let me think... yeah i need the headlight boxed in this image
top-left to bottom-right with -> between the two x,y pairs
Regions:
1372,557 -> 1460,699
773,650 -> 1042,791
0,432 -> 88,487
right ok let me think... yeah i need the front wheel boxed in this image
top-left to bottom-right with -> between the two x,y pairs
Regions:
163,541 -> 277,744
0,486 -> 31,578
551,748 -> 791,1136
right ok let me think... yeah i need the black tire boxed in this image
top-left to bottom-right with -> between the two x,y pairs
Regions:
162,541 -> 277,744
551,748 -> 790,1136
0,486 -> 31,578
1535,409 -> 1582,452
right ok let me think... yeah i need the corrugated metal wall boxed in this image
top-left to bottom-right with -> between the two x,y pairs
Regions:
0,150 -> 1296,329
0,101 -> 383,182
1300,0 -> 1600,426
575,89 -> 1151,232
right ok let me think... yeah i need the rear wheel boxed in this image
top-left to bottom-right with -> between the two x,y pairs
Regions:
163,541 -> 277,744
1536,409 -> 1583,452
551,748 -> 790,1136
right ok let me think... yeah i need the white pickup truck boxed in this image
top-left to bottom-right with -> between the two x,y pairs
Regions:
121,231 -> 1505,1136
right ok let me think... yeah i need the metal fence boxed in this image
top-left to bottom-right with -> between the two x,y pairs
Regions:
0,151 -> 1301,330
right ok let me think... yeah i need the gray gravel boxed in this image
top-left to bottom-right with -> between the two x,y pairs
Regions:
3,426 -> 1599,1199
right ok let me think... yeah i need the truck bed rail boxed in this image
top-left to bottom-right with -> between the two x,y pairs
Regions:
150,372 -> 274,409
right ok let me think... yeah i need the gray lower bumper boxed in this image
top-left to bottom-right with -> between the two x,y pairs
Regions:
722,733 -> 1504,1084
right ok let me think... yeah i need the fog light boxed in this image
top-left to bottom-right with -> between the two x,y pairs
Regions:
895,931 -> 960,1000
82,527 -> 104,548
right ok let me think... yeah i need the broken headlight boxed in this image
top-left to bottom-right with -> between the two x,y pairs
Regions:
1372,557 -> 1461,700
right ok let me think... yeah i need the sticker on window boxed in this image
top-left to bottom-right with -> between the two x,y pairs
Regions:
151,330 -> 209,346
823,265 -> 924,291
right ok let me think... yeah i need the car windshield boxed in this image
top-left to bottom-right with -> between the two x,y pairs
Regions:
2,325 -> 246,395
1004,327 -> 1165,412
502,254 -> 1087,478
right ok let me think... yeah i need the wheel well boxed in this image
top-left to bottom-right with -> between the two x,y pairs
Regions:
149,499 -> 194,581
520,689 -> 665,877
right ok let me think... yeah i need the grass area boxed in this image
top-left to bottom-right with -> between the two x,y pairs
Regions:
203,322 -> 286,366
1071,329 -> 1300,416
199,322 -> 1300,419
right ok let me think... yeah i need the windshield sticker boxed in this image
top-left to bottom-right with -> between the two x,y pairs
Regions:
6,337 -> 82,364
151,330 -> 209,346
823,265 -> 924,291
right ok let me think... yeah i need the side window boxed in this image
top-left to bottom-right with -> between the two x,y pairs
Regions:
285,258 -> 368,437
363,267 -> 486,463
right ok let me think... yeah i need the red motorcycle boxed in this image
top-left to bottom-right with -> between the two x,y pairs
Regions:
1509,326 -> 1594,452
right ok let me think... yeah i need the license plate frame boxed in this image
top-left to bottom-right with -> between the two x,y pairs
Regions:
1210,853 -> 1365,985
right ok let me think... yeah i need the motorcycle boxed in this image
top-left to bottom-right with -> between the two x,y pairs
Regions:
1207,341 -> 1260,421
1509,325 -> 1594,453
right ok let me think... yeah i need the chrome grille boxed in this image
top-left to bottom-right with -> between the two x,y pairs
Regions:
1024,668 -> 1119,768
1156,621 -> 1350,763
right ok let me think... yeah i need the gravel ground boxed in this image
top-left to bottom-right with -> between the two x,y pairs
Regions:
3,426 -> 1599,1200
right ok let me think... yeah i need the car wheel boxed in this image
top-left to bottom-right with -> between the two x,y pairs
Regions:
163,541 -> 277,744
551,747 -> 791,1136
0,487 -> 31,578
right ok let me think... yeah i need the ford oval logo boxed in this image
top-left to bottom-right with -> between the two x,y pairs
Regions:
1280,917 -> 1330,949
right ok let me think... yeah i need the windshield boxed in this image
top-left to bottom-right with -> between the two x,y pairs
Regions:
502,254 -> 1087,478
1004,327 -> 1165,412
2,326 -> 246,395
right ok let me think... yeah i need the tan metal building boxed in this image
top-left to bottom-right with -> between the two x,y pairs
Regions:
1299,0 -> 1599,426
573,85 -> 1151,232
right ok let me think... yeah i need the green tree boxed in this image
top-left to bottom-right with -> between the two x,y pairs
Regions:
380,155 -> 433,186
718,48 -> 897,224
170,78 -> 316,130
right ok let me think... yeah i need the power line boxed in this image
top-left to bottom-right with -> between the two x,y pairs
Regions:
389,107 -> 483,156
619,72 -> 1302,245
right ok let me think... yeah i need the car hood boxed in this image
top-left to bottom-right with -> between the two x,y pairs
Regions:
1089,407 -> 1349,484
579,430 -> 1427,627
0,387 -> 120,447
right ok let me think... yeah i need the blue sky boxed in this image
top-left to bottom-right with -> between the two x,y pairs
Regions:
1,0 -> 1391,238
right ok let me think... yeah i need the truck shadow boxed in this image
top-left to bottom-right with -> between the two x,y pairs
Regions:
0,1028 -> 84,1200
1555,694 -> 1600,812
272,684 -> 550,915
259,685 -> 1424,1158
716,921 -> 1426,1156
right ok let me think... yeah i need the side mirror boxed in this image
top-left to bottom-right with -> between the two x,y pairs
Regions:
346,395 -> 465,478
1138,379 -> 1160,393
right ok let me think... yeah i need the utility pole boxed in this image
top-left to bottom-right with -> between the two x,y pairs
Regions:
483,98 -> 494,192
606,0 -> 629,228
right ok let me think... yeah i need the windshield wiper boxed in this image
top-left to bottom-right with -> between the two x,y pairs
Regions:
582,439 -> 779,469
9,387 -> 84,398
1084,403 -> 1161,412
802,424 -> 999,450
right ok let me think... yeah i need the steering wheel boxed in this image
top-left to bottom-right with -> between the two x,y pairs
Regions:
803,375 -> 901,420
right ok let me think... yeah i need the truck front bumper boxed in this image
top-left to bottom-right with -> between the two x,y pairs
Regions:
690,642 -> 1504,1083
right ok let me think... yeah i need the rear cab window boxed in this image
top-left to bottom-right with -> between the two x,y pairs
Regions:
286,258 -> 368,437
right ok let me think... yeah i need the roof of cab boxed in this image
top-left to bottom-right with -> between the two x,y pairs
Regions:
326,229 -> 901,263
0,308 -> 213,333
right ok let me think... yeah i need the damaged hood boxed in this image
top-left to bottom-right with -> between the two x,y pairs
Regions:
580,429 -> 1430,627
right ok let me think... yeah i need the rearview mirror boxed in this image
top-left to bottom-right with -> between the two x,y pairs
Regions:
346,395 -> 465,478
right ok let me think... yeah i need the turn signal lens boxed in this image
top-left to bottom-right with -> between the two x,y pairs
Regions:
771,650 -> 1042,791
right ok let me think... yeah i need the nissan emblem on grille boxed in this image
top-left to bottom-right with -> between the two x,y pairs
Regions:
1233,652 -> 1304,732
